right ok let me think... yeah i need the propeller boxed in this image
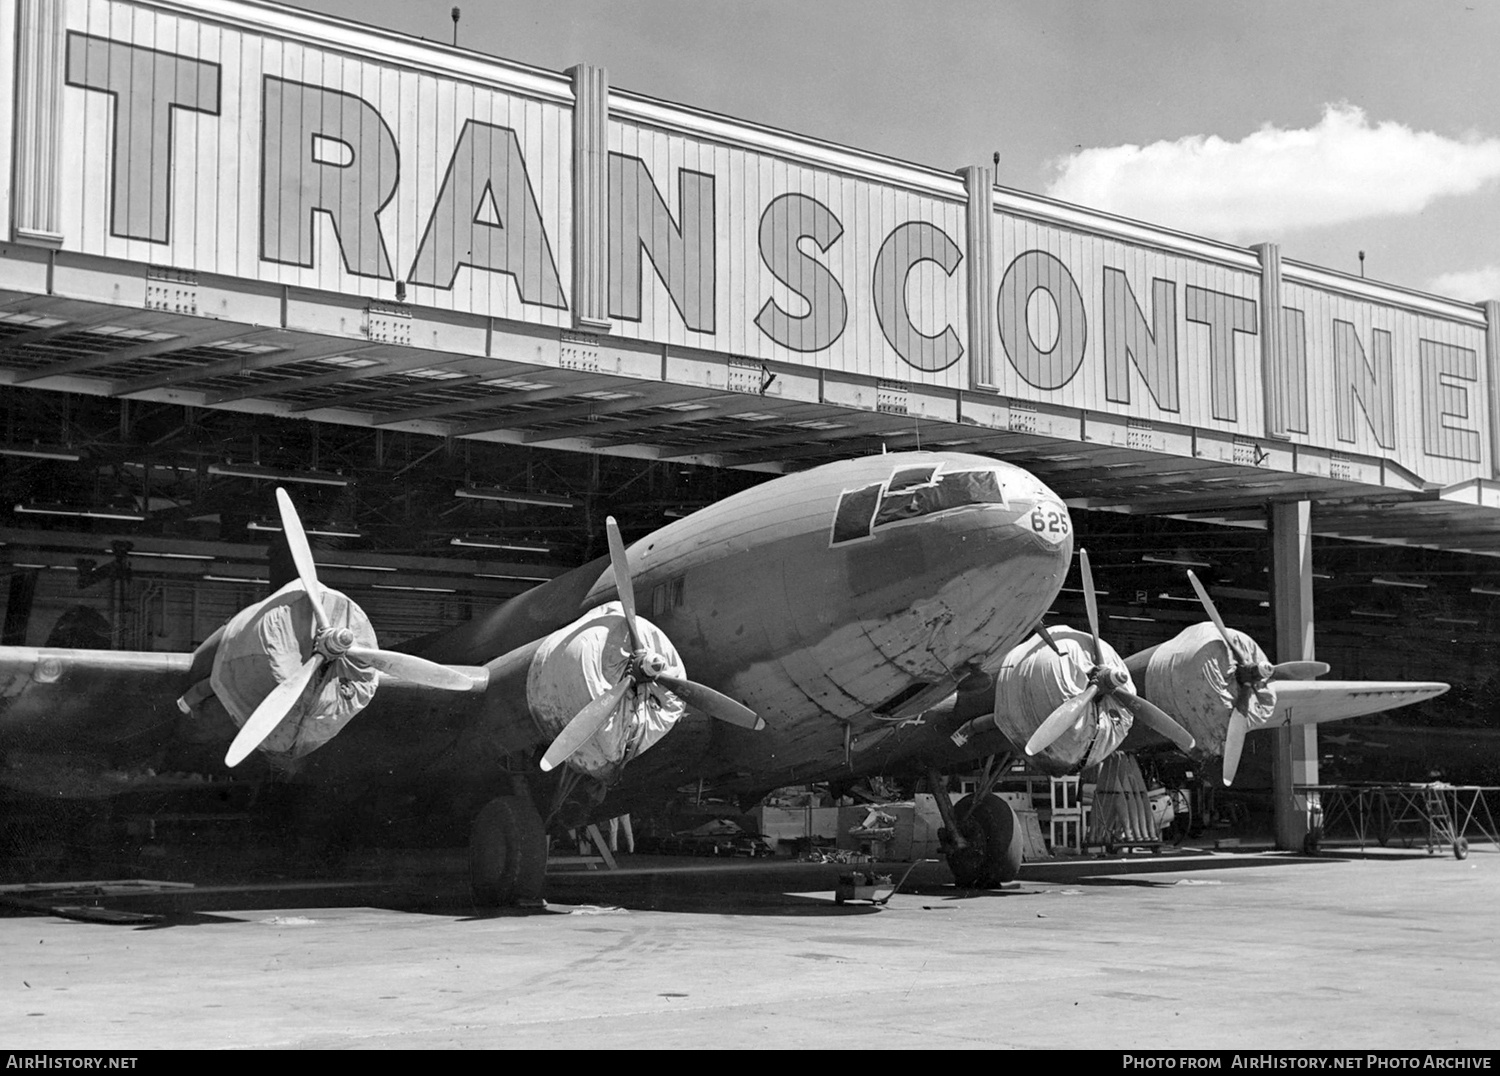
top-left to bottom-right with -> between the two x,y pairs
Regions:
1026,550 -> 1196,759
1183,570 -> 1327,785
538,517 -> 762,773
224,489 -> 474,767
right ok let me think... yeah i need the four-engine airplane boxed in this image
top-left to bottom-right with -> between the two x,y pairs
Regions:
0,451 -> 1086,901
0,449 -> 1451,903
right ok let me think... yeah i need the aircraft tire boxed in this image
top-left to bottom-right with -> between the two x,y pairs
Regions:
470,795 -> 548,907
948,794 -> 1023,888
1454,837 -> 1469,861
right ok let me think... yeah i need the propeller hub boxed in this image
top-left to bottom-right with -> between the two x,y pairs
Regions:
631,648 -> 668,681
1236,659 -> 1273,686
318,625 -> 356,658
1095,664 -> 1129,694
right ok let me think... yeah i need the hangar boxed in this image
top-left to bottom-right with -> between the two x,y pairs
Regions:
3,0 -> 1499,871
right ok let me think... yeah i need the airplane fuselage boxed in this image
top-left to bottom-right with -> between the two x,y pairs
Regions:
399,452 -> 1074,805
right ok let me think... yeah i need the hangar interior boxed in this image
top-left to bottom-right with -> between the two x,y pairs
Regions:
4,0 -> 1500,879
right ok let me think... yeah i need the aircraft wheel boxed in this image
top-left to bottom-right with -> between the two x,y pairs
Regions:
946,794 -> 1022,888
470,795 -> 548,907
1454,837 -> 1469,861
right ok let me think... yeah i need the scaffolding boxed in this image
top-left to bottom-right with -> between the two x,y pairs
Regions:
1295,784 -> 1500,858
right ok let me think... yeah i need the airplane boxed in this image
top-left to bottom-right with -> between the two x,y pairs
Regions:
0,450 -> 1092,902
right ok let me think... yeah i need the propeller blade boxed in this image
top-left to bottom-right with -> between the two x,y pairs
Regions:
1186,569 -> 1236,658
225,654 -> 322,767
276,488 -> 330,634
1222,705 -> 1251,786
343,646 -> 476,690
655,673 -> 764,730
1035,623 -> 1063,657
539,678 -> 632,773
1026,684 -> 1099,756
604,516 -> 642,653
1269,660 -> 1330,682
1079,549 -> 1102,666
1116,690 -> 1196,753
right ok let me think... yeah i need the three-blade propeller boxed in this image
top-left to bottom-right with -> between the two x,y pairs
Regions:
1025,550 -> 1196,759
537,517 -> 762,773
1184,570 -> 1329,785
225,489 -> 474,767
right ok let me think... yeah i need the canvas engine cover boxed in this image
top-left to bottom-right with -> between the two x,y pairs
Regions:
992,626 -> 1134,775
1142,622 -> 1275,756
210,582 -> 379,760
526,602 -> 687,780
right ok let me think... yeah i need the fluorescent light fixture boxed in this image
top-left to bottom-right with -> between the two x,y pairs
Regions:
0,443 -> 82,461
204,574 -> 269,584
1472,585 -> 1500,597
1141,554 -> 1213,569
15,503 -> 146,522
454,488 -> 579,508
1351,609 -> 1398,619
320,561 -> 398,572
450,537 -> 551,553
1433,617 -> 1480,627
1060,586 -> 1110,596
246,520 -> 361,539
1108,614 -> 1155,623
475,572 -> 552,582
373,583 -> 456,593
208,463 -> 350,486
1372,577 -> 1428,589
120,549 -> 214,561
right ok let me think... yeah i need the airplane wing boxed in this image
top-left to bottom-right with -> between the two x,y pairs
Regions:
0,644 -> 490,757
1267,680 -> 1450,727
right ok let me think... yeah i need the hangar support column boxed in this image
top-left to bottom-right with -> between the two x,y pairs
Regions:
1270,500 -> 1317,849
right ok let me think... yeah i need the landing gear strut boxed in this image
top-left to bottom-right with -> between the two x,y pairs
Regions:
470,788 -> 548,907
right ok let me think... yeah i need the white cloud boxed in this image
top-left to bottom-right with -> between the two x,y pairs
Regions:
1428,266 -> 1500,303
1045,104 -> 1500,241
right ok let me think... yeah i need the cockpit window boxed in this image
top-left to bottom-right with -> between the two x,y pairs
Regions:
831,465 -> 1008,545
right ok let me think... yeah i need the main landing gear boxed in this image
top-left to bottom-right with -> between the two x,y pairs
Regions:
469,789 -> 548,908
928,770 -> 1023,888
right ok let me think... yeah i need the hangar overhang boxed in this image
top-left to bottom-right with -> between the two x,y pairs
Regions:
0,252 -> 1493,556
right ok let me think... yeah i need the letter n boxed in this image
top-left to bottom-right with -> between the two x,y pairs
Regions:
1333,320 -> 1396,448
1103,267 -> 1179,411
608,154 -> 715,331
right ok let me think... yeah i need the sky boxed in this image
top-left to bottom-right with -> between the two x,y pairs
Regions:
285,0 -> 1500,302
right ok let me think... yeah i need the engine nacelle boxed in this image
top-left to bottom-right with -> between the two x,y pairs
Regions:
1124,622 -> 1274,758
523,602 -> 686,782
207,582 -> 378,763
991,627 -> 1136,776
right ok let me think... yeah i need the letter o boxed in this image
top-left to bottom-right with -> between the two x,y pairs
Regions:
997,249 -> 1087,390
